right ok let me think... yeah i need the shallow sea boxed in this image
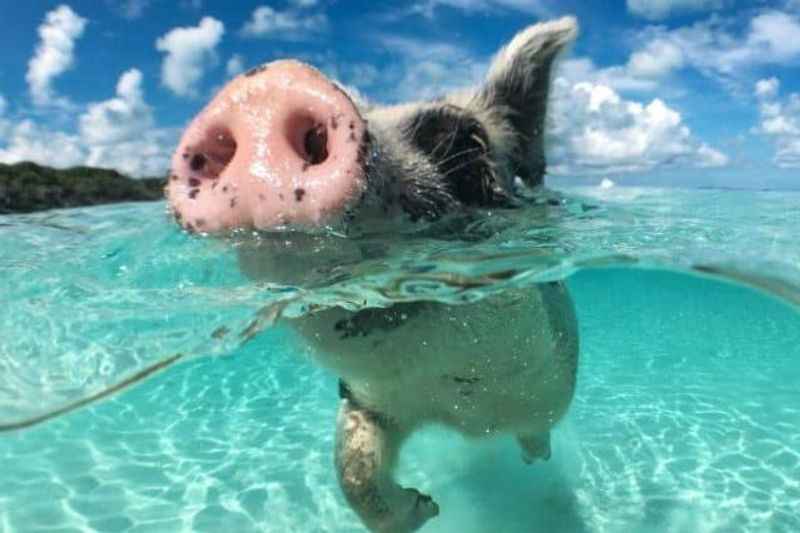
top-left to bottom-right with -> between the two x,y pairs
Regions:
1,185 -> 799,532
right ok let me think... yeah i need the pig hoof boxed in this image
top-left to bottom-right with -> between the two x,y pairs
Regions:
518,431 -> 552,464
386,488 -> 439,533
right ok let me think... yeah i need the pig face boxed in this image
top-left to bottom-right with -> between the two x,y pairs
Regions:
166,17 -> 577,235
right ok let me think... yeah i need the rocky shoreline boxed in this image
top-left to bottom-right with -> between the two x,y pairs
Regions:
0,162 -> 165,214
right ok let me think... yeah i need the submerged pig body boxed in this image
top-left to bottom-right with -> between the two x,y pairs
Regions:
168,17 -> 579,533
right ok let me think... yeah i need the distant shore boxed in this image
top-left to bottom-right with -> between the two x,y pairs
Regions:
0,162 -> 165,214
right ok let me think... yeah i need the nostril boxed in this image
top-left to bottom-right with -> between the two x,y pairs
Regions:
304,123 -> 328,165
183,125 -> 237,179
189,153 -> 207,172
286,112 -> 329,167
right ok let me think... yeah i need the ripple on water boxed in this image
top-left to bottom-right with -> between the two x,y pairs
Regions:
1,191 -> 800,532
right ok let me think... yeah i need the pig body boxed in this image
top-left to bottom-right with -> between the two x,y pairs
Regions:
168,17 -> 579,533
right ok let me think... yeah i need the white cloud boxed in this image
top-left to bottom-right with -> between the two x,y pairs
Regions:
79,69 -> 175,176
0,120 -> 86,168
627,0 -> 724,20
240,6 -> 328,39
0,69 -> 175,177
556,39 -> 686,96
754,77 -> 800,167
410,0 -> 549,18
346,63 -> 380,88
290,0 -> 319,6
79,69 -> 153,145
755,77 -> 780,99
557,9 -> 800,98
26,5 -> 87,107
0,94 -> 6,117
377,35 -> 487,101
626,39 -> 685,78
226,54 -> 245,77
374,29 -> 725,175
637,11 -> 800,81
156,17 -> 224,97
83,129 -> 176,177
547,78 -> 728,175
115,0 -> 150,19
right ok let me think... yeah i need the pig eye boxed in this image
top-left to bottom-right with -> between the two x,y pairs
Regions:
404,105 -> 499,205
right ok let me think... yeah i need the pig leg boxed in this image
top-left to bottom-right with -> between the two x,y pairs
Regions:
335,400 -> 439,532
517,431 -> 552,464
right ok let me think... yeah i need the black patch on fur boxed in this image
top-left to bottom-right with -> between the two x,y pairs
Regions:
333,303 -> 425,339
403,104 -> 506,207
338,379 -> 352,400
397,180 -> 455,222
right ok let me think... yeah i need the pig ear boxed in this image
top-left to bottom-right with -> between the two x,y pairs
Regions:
474,16 -> 577,187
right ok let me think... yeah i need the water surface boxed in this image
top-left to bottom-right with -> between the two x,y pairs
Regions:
0,186 -> 798,532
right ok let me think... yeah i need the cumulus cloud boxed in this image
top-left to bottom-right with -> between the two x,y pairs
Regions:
156,17 -> 224,97
240,6 -> 328,39
375,29 -> 725,175
754,77 -> 800,168
79,69 -> 175,176
26,5 -> 87,107
226,54 -> 245,77
627,0 -> 724,20
636,10 -> 800,82
0,69 -> 175,177
80,69 -> 153,145
0,120 -> 86,168
626,39 -> 685,78
556,38 -> 687,96
376,35 -> 487,101
547,78 -> 728,174
0,94 -> 6,116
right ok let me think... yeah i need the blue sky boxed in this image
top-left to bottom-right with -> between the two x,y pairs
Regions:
0,1 -> 799,188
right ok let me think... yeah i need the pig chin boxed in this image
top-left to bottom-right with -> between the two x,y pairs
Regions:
166,60 -> 369,234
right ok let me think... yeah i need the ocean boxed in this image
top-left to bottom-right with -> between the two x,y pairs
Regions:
1,185 -> 798,532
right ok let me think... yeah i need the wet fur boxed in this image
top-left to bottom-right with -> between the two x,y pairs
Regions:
241,17 -> 579,532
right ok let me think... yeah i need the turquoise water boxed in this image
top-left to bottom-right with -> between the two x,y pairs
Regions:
1,186 -> 799,532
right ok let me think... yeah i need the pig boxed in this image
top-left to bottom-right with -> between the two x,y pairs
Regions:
166,16 -> 579,533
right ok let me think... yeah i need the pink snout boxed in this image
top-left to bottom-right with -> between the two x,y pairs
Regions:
167,60 -> 368,233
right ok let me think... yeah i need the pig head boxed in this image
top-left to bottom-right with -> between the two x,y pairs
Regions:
166,17 -> 577,234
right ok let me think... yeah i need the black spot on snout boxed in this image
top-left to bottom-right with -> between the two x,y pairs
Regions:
294,188 -> 306,202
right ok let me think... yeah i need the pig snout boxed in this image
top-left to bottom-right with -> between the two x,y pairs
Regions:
167,60 -> 368,233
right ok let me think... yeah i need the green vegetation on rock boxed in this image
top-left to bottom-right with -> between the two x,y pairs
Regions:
0,162 -> 166,214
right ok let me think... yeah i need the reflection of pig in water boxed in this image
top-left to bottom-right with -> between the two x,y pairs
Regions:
168,17 -> 579,533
